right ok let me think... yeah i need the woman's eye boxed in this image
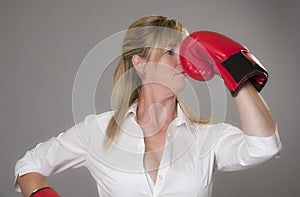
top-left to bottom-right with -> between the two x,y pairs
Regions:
165,50 -> 175,55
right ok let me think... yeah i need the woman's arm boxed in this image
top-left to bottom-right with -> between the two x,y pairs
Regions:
212,83 -> 281,171
234,81 -> 276,137
14,115 -> 99,196
17,173 -> 48,197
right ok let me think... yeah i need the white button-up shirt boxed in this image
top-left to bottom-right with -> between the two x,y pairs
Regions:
14,103 -> 282,197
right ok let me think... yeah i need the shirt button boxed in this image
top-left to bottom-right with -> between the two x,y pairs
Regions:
167,132 -> 171,137
159,175 -> 163,180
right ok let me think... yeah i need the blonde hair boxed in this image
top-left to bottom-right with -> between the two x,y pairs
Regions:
106,16 -> 210,142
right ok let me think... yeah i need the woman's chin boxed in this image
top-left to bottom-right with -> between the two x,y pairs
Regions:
173,80 -> 187,94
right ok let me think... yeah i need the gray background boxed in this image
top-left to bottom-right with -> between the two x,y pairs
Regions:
1,0 -> 299,196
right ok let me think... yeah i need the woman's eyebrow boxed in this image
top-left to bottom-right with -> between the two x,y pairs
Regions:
166,43 -> 179,48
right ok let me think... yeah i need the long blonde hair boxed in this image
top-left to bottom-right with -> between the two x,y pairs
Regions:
106,16 -> 210,142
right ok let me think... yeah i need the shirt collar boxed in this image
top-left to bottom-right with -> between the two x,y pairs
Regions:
176,103 -> 190,126
126,102 -> 189,126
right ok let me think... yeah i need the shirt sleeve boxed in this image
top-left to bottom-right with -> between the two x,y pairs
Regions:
14,114 -> 96,192
213,123 -> 282,172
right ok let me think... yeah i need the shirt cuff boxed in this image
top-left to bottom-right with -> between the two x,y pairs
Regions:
14,162 -> 44,192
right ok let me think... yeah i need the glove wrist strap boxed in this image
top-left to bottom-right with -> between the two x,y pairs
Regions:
30,187 -> 60,197
221,51 -> 268,96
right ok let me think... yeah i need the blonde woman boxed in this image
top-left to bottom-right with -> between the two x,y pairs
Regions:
15,16 -> 282,197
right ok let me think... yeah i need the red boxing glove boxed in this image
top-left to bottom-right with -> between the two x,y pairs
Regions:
180,31 -> 268,96
30,187 -> 61,197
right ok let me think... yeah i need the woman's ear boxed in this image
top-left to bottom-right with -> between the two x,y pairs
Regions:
131,55 -> 142,68
132,55 -> 145,76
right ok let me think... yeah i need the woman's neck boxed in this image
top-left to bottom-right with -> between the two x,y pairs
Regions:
136,85 -> 177,137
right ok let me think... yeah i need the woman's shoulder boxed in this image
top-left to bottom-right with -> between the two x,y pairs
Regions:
191,122 -> 240,157
77,110 -> 114,127
75,110 -> 115,135
81,110 -> 115,131
192,122 -> 241,142
76,110 -> 115,148
193,122 -> 234,133
96,110 -> 115,121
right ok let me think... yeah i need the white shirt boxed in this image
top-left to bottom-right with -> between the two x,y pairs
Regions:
14,103 -> 282,197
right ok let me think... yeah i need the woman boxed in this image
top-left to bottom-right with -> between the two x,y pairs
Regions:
15,16 -> 282,197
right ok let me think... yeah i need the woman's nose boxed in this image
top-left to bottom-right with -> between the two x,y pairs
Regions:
176,53 -> 183,69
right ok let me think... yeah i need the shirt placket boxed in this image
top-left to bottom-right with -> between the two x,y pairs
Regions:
151,121 -> 177,196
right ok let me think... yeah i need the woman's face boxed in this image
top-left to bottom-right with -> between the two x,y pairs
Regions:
141,43 -> 187,94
